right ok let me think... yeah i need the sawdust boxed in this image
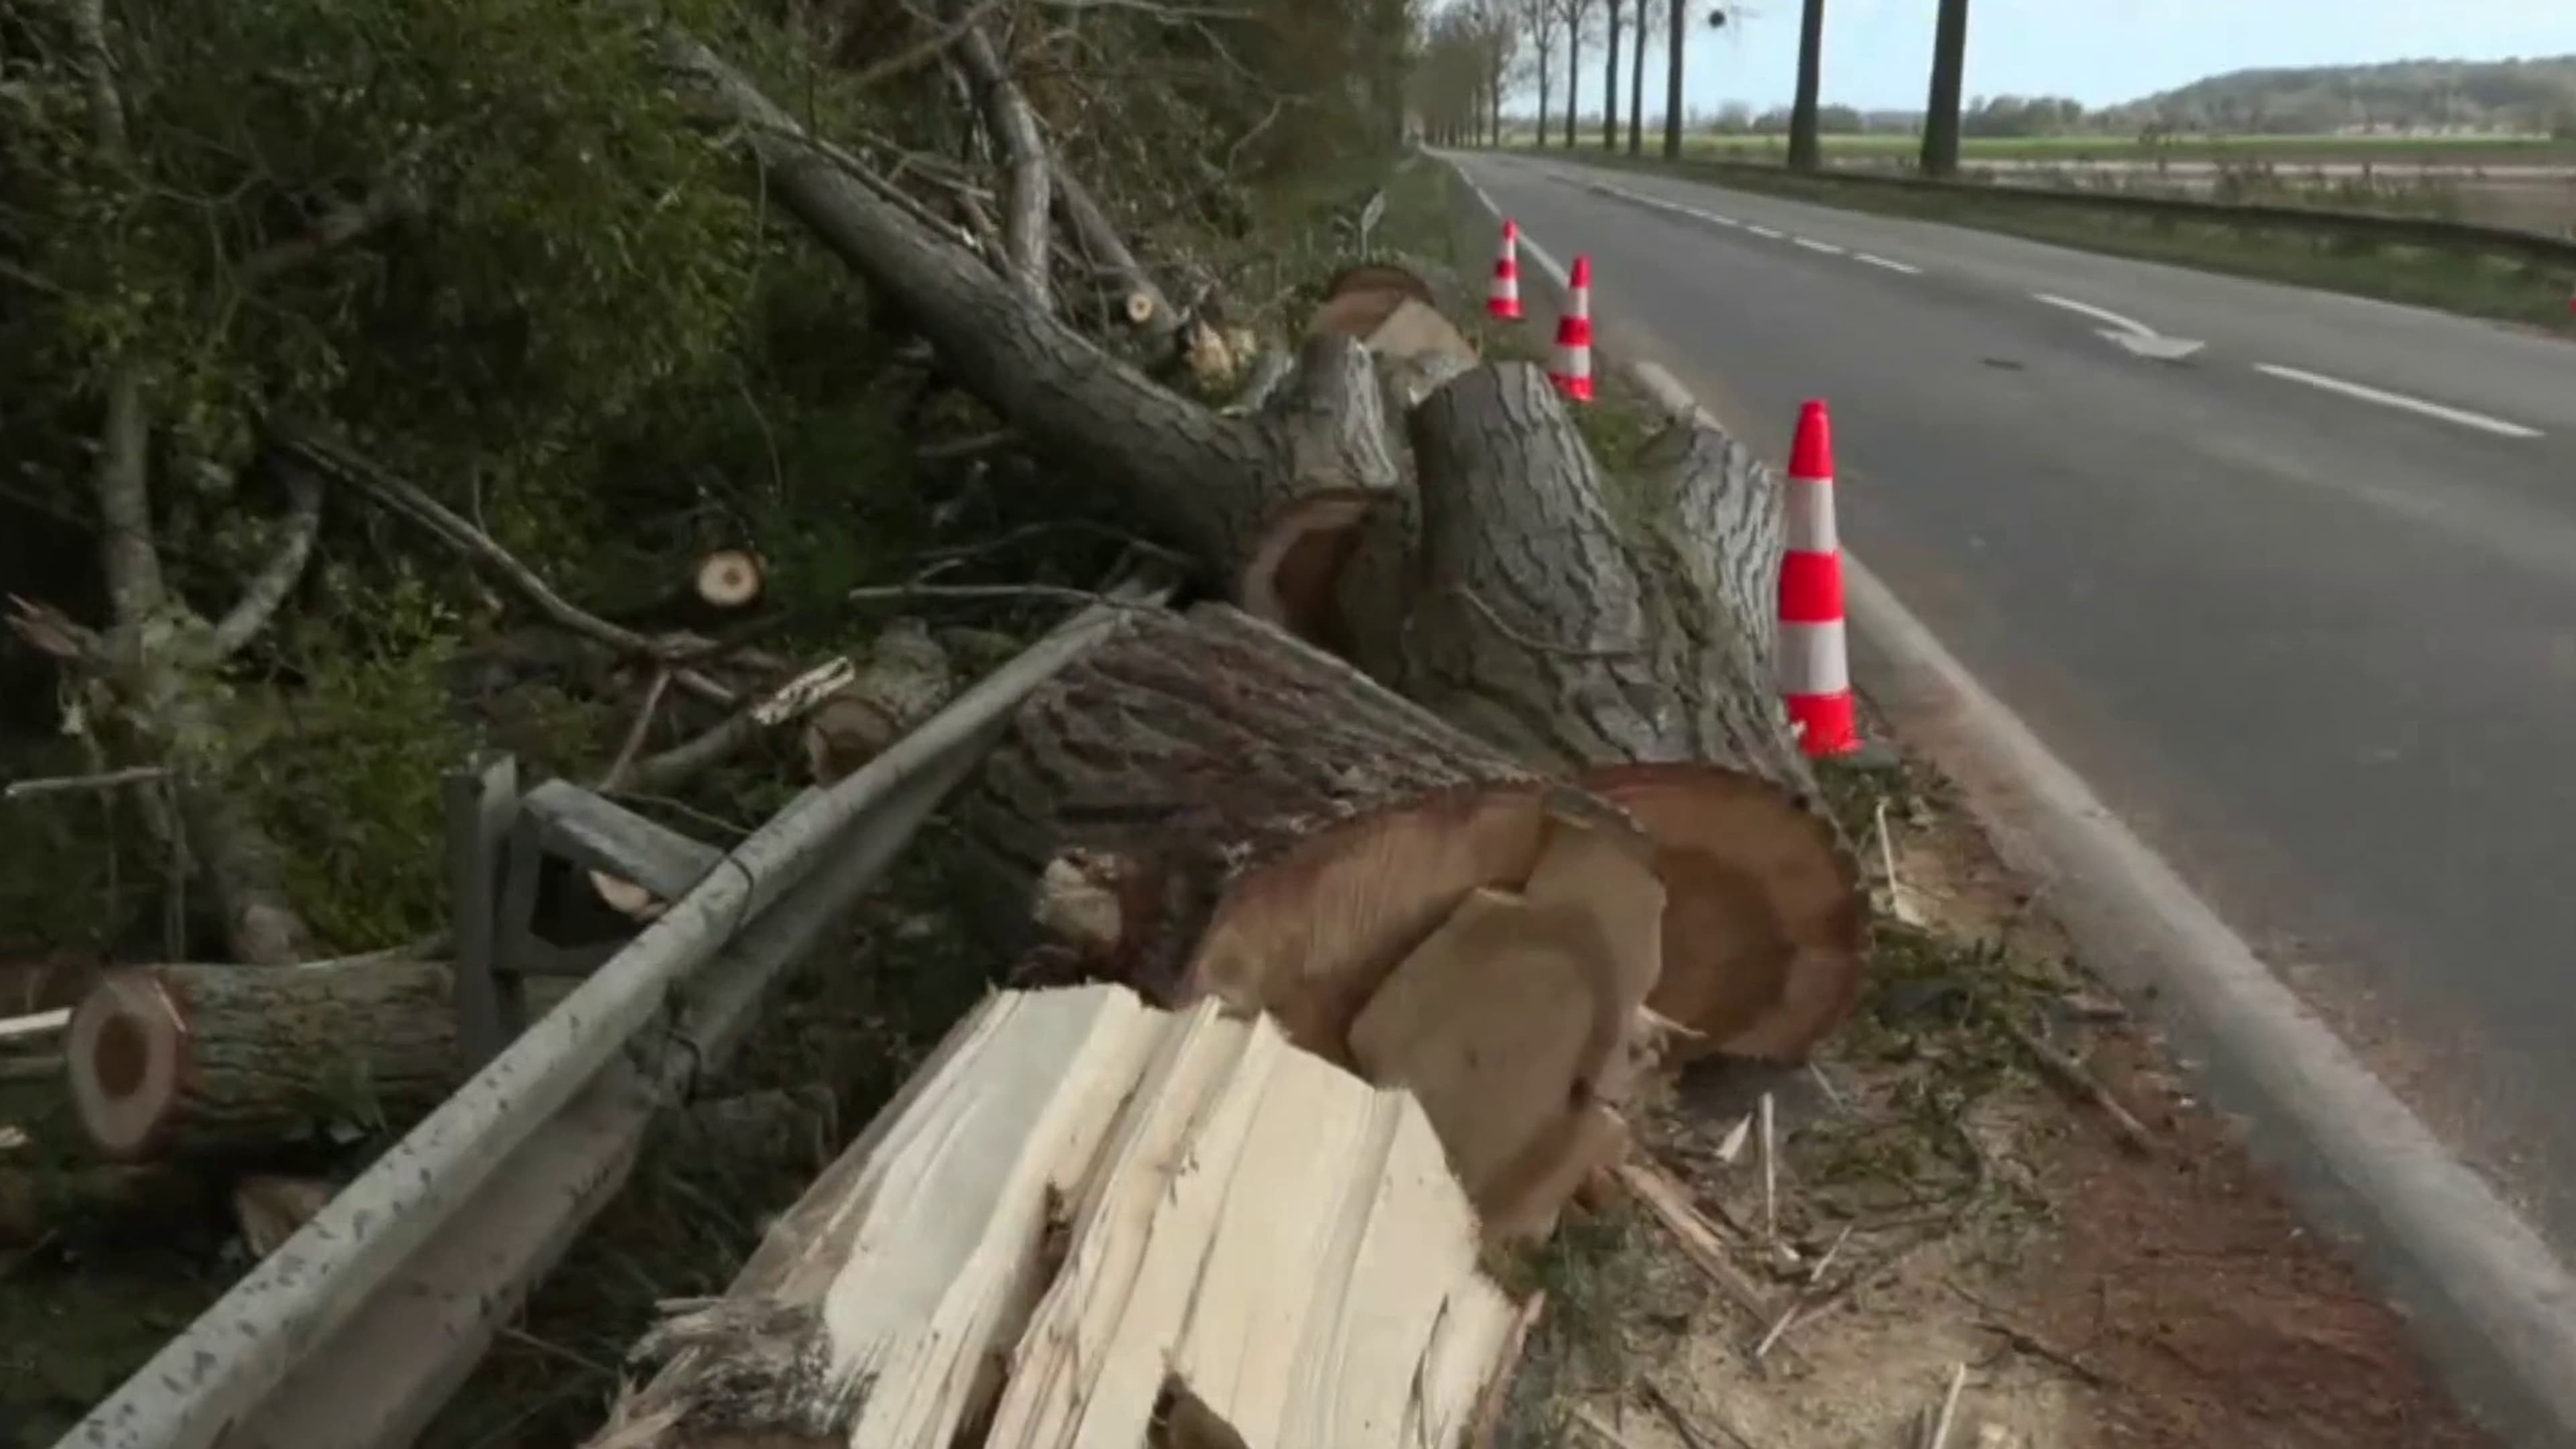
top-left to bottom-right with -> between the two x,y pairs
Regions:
1532,745 -> 2492,1449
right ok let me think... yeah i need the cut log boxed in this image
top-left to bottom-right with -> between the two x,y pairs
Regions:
692,548 -> 765,611
802,618 -> 958,783
586,985 -> 1531,1449
62,959 -> 566,1159
1397,365 -> 1865,1059
960,602 -> 1648,1061
1348,807 -> 1663,1234
667,42 -> 1404,648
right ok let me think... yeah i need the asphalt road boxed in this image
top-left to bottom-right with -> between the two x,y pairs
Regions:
1452,151 -> 2576,1247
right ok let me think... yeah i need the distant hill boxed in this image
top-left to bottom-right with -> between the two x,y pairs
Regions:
2100,56 -> 2576,136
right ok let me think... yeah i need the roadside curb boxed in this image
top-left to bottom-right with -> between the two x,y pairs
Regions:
1434,150 -> 2576,1445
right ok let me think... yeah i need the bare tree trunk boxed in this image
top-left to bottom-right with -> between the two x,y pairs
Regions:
1601,0 -> 1623,150
1921,0 -> 1971,176
1627,3 -> 1650,154
1788,0 -> 1827,171
1562,22 -> 1582,147
1663,0 -> 1687,158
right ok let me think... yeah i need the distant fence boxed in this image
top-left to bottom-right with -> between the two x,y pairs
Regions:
1513,146 -> 2576,270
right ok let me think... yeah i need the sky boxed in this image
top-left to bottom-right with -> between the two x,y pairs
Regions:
1564,0 -> 2576,114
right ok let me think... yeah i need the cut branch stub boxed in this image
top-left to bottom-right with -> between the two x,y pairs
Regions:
690,548 -> 765,611
960,602 -> 1642,1061
1399,363 -> 1866,1059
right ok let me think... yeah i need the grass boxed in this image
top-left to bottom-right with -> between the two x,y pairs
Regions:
1513,144 -> 2576,331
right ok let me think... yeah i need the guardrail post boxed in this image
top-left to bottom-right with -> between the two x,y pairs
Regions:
444,752 -> 521,1069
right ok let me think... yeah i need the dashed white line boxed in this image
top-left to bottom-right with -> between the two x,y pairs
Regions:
1793,237 -> 1846,256
1856,253 -> 1923,275
2252,364 -> 2544,440
1746,225 -> 1785,239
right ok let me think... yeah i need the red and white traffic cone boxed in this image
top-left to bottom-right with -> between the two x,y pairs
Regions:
1780,399 -> 1860,759
1550,254 -> 1596,403
1489,219 -> 1524,321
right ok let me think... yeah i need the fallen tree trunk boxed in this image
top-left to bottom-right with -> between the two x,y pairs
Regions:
672,39 -> 1870,1063
62,958 -> 566,1159
586,985 -> 1533,1449
665,39 -> 1405,645
959,602 -> 1645,1056
1395,362 -> 1866,1059
960,603 -> 1674,1232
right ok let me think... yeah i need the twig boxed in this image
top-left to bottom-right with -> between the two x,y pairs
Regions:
845,0 -> 1014,89
1759,1091 -> 1778,1244
2003,1018 -> 2157,1156
597,669 -> 676,793
1570,1406 -> 1649,1448
1612,1160 -> 1774,1322
283,435 -> 737,706
1945,1279 -> 2118,1390
6,765 -> 166,801
1924,1363 -> 1969,1449
1638,1376 -> 1754,1449
1807,1222 -> 1854,1285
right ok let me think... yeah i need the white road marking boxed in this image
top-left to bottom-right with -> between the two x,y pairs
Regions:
2033,292 -> 2158,338
2253,364 -> 2544,439
1793,237 -> 1846,255
1695,210 -> 1741,228
2033,292 -> 2206,361
1746,225 -> 1785,239
1856,253 -> 1923,274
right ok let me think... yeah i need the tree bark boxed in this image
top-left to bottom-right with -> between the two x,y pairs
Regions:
1396,366 -> 1864,1059
959,604 -> 1658,1054
586,986 -> 1532,1449
665,39 -> 1397,643
1788,0 -> 1827,172
1921,0 -> 1971,176
60,958 -> 561,1159
1627,0 -> 1650,154
1663,0 -> 1688,159
1601,0 -> 1623,150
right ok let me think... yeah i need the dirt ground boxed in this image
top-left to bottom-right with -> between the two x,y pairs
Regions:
1517,734 -> 2491,1449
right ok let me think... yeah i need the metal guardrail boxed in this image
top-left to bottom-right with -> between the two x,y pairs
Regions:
58,582 -> 1161,1449
1515,147 -> 2576,270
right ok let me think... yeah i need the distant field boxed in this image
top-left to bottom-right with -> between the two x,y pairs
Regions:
1499,128 -> 2576,168
1695,132 -> 2576,167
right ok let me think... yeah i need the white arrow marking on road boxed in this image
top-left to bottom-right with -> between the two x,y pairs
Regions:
2033,292 -> 2208,362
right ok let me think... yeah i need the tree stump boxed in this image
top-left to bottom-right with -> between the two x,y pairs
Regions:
586,986 -> 1533,1449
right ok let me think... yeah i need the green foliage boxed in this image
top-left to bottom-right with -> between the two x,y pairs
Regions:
260,561 -> 474,949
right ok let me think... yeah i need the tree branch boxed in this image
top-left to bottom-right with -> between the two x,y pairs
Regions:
207,462 -> 324,660
950,22 -> 1054,308
280,435 -> 739,706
